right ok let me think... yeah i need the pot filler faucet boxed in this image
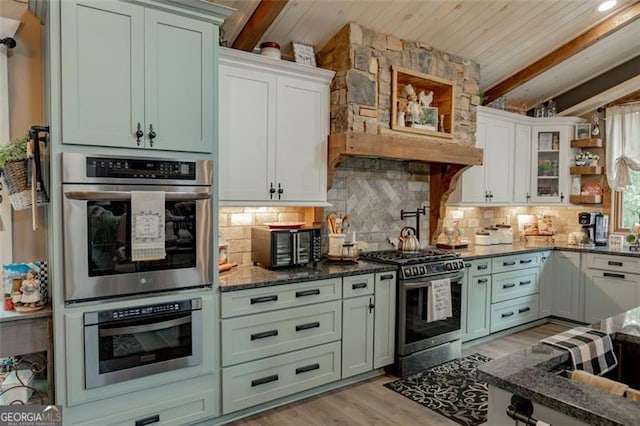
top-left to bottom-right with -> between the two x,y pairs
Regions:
400,207 -> 427,241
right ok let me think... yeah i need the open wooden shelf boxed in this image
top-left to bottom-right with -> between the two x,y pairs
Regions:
391,66 -> 454,139
570,138 -> 603,148
569,194 -> 602,204
570,166 -> 604,175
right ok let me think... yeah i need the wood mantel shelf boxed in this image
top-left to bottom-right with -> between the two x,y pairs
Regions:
328,131 -> 484,243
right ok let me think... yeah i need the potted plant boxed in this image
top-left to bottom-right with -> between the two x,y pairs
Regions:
0,134 -> 47,210
0,135 -> 28,171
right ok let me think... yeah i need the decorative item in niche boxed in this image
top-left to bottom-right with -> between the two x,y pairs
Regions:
391,66 -> 454,138
292,42 -> 316,66
575,123 -> 591,140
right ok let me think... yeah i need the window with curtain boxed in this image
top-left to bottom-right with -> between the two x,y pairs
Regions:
607,103 -> 640,230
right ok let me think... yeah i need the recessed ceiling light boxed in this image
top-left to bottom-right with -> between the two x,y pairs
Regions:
598,0 -> 617,12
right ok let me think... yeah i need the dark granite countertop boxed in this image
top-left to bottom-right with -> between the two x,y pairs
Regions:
218,260 -> 397,292
455,242 -> 640,260
477,306 -> 640,425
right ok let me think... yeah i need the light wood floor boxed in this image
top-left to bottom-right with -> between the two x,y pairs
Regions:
226,323 -> 569,426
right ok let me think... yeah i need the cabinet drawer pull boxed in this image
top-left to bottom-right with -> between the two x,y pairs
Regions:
464,262 -> 472,268
352,282 -> 368,290
251,374 -> 279,387
295,321 -> 320,332
477,278 -> 489,284
251,330 -> 278,340
519,280 -> 532,286
380,274 -> 395,280
135,415 -> 160,426
296,289 -> 320,298
477,264 -> 488,270
502,283 -> 516,289
503,261 -> 516,266
608,261 -> 623,267
295,363 -> 320,374
519,307 -> 531,314
251,295 -> 278,304
519,259 -> 533,264
604,272 -> 625,279
501,312 -> 515,318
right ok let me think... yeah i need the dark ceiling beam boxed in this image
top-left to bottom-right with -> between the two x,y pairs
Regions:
483,0 -> 640,105
231,0 -> 289,51
554,54 -> 640,112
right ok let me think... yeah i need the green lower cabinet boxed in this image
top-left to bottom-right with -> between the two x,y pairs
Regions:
341,295 -> 374,378
462,259 -> 492,342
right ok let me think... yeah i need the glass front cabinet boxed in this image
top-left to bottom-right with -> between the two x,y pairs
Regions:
530,122 -> 577,204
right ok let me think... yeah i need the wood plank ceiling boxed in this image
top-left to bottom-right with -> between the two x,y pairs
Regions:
215,0 -> 640,114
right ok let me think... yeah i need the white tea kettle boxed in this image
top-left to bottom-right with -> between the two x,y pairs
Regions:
398,226 -> 421,252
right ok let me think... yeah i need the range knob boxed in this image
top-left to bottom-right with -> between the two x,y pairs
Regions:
412,267 -> 419,276
404,267 -> 412,277
418,266 -> 426,275
445,263 -> 452,271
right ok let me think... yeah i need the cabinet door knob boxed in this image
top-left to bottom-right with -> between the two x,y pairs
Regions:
269,182 -> 276,199
560,192 -> 565,202
277,183 -> 283,200
148,124 -> 156,146
135,123 -> 143,146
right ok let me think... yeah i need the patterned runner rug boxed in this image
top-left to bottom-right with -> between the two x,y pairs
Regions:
383,353 -> 492,426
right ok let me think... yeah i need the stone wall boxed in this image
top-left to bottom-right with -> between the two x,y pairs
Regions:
316,23 -> 481,145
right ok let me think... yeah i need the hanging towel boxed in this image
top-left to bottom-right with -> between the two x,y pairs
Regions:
131,191 -> 166,261
540,327 -> 617,376
427,278 -> 452,322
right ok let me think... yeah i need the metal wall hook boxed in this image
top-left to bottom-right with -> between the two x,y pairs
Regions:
0,37 -> 17,49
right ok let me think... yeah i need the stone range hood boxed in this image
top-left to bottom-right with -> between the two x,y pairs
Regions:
318,23 -> 484,242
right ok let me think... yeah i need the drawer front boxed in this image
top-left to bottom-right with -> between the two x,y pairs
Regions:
492,253 -> 539,274
491,269 -> 539,303
490,294 -> 539,333
221,278 -> 341,318
222,341 -> 341,414
221,301 -> 341,366
343,274 -> 374,298
584,253 -> 640,275
465,258 -> 492,278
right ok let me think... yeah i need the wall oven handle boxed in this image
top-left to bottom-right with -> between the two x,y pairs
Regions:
64,190 -> 211,201
98,316 -> 191,337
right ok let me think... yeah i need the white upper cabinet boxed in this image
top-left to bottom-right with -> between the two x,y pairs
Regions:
61,1 -> 218,152
529,118 -> 581,204
453,107 -> 582,206
459,108 -> 514,204
219,48 -> 334,205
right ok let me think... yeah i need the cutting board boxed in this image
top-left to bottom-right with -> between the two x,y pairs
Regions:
219,263 -> 238,273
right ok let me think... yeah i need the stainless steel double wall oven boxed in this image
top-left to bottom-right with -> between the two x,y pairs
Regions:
62,153 -> 213,389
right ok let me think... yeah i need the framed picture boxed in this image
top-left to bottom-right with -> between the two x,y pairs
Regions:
292,42 -> 316,66
609,234 -> 624,251
413,106 -> 438,130
575,123 -> 591,140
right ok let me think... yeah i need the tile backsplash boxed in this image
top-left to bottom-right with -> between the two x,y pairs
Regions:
440,205 -> 606,244
219,207 -> 309,265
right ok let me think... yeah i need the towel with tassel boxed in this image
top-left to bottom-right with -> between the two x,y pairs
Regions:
131,191 -> 166,261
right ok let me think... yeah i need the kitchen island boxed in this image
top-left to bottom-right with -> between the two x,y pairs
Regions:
477,305 -> 640,425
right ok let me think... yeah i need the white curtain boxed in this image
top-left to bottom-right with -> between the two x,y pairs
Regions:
606,103 -> 640,191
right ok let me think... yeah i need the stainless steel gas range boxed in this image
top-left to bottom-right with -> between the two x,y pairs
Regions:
359,249 -> 465,376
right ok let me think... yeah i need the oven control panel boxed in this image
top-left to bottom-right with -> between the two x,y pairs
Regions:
84,298 -> 201,325
86,157 -> 196,180
401,259 -> 465,279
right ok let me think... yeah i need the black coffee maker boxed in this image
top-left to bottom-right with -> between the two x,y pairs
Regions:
578,212 -> 608,246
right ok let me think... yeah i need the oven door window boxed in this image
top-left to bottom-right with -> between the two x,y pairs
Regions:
87,200 -> 196,276
404,279 -> 462,345
97,312 -> 193,375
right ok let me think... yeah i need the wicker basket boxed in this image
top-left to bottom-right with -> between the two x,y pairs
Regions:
1,160 -> 48,211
